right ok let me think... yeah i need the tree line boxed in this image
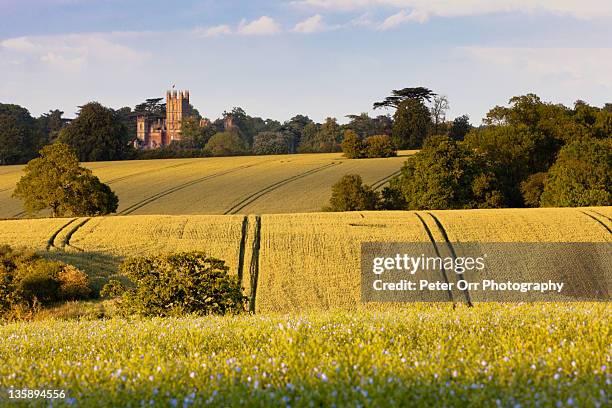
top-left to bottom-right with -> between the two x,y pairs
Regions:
328,93 -> 611,210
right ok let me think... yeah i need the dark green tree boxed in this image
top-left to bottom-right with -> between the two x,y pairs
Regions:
374,87 -> 436,109
392,99 -> 432,149
326,174 -> 378,211
340,130 -> 364,159
13,143 -> 118,217
204,130 -> 247,156
540,138 -> 611,207
58,102 -> 132,161
253,132 -> 292,155
0,104 -> 43,165
449,115 -> 472,140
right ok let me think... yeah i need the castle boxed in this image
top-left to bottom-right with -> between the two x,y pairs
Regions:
136,90 -> 192,149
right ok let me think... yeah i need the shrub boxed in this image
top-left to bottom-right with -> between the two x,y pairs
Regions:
521,172 -> 548,207
13,260 -> 63,305
119,252 -> 247,316
326,174 -> 379,211
58,265 -> 92,300
100,279 -> 126,299
341,130 -> 364,159
540,138 -> 611,207
364,135 -> 396,158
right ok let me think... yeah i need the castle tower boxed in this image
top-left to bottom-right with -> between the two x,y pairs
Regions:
166,90 -> 190,142
136,116 -> 149,146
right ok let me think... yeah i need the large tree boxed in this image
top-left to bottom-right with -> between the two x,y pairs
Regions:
373,87 -> 436,109
392,99 -> 432,149
58,102 -> 132,162
253,132 -> 292,155
13,143 -> 118,217
0,104 -> 43,165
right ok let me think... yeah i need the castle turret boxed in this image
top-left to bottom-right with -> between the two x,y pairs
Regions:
166,89 -> 190,142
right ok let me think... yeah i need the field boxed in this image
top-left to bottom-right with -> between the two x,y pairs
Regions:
0,305 -> 609,407
0,152 -> 413,218
0,207 -> 609,313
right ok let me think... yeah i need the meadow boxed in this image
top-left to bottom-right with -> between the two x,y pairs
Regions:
0,304 -> 609,407
0,152 -> 413,218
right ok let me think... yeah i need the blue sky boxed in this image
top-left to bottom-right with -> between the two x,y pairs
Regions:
1,0 -> 611,124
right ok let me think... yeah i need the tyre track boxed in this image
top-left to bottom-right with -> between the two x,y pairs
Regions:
580,211 -> 612,235
60,218 -> 91,251
371,169 -> 401,191
248,216 -> 261,313
414,213 -> 455,304
46,218 -> 77,250
587,209 -> 612,225
105,162 -> 193,185
224,162 -> 341,215
427,212 -> 473,307
237,216 -> 249,286
118,163 -> 262,215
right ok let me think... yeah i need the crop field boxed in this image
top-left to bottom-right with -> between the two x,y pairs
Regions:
0,152 -> 413,218
0,207 -> 609,312
0,304 -> 610,407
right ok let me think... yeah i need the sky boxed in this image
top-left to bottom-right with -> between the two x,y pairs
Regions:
1,0 -> 611,124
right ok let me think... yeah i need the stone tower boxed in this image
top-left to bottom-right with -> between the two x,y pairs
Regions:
166,90 -> 190,142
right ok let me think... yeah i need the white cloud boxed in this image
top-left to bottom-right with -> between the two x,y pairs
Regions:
462,47 -> 612,88
293,0 -> 612,20
293,14 -> 329,33
378,9 -> 428,29
193,25 -> 232,38
0,33 -> 149,73
238,16 -> 281,36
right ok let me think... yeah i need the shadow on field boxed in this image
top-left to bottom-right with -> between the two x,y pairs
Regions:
43,251 -> 125,293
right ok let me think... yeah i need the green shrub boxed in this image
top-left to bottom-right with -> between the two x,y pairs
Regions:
100,279 -> 126,299
58,265 -> 92,300
326,174 -> 379,211
119,252 -> 247,317
341,130 -> 364,159
520,172 -> 548,207
363,135 -> 397,158
13,260 -> 62,304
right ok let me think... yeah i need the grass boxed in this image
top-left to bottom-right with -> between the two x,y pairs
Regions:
0,304 -> 609,407
0,152 -> 414,218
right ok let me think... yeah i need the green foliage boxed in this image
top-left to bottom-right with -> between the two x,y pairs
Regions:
13,143 -> 118,217
300,118 -> 342,153
540,138 -> 612,207
449,115 -> 471,140
252,132 -> 292,155
100,279 -> 126,299
119,252 -> 247,317
326,174 -> 378,211
204,130 -> 248,156
363,135 -> 397,158
521,172 -> 548,207
340,130 -> 364,159
0,245 -> 92,316
392,99 -> 432,149
345,113 -> 393,138
390,136 -> 503,210
378,186 -> 406,210
0,103 -> 44,165
179,116 -> 209,149
374,87 -> 436,109
297,123 -> 321,153
58,102 -> 133,162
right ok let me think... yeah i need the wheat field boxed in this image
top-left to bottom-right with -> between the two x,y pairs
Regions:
0,207 -> 609,312
0,152 -> 413,218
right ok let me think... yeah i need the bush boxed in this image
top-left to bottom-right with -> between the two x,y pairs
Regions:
13,260 -> 62,304
341,130 -> 364,159
364,135 -> 396,158
119,252 -> 247,316
204,131 -> 248,156
58,265 -> 92,300
326,174 -> 379,211
540,138 -> 611,207
520,172 -> 547,207
100,279 -> 126,299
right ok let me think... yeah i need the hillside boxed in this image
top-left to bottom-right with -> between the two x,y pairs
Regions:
0,207 -> 609,313
0,152 -> 414,218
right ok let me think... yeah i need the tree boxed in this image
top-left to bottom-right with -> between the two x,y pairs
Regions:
204,130 -> 247,156
300,118 -> 342,153
363,135 -> 396,158
326,174 -> 378,211
58,102 -> 132,161
449,115 -> 471,141
0,104 -> 43,165
520,172 -> 547,207
374,87 -> 436,109
297,122 -> 321,153
281,115 -> 314,153
389,136 -> 503,210
430,95 -> 450,135
179,116 -> 208,149
392,99 -> 432,149
37,109 -> 65,144
252,132 -> 292,155
540,138 -> 611,207
13,143 -> 118,217
341,130 -> 364,159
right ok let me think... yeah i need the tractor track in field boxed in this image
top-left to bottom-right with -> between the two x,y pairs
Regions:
587,210 -> 612,225
580,211 -> 612,235
371,170 -> 402,191
223,162 -> 341,215
237,216 -> 249,286
414,213 -> 455,304
118,163 -> 263,215
46,218 -> 77,251
426,212 -> 473,307
60,217 -> 91,251
248,216 -> 262,313
104,162 -> 193,185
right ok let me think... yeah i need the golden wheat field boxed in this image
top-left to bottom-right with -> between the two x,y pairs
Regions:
0,207 -> 609,313
0,152 -> 414,218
